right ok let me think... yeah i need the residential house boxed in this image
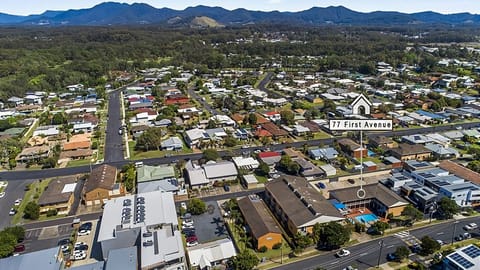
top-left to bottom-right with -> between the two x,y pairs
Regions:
237,195 -> 282,250
257,151 -> 281,169
369,136 -> 398,149
16,145 -> 50,163
319,164 -> 337,177
33,125 -> 60,137
264,176 -> 344,235
165,94 -> 189,105
231,113 -> 245,125
7,96 -> 24,106
330,183 -> 410,219
258,122 -> 288,140
203,161 -> 238,182
58,149 -> 94,164
73,122 -> 94,133
83,164 -> 125,206
130,125 -> 149,139
363,161 -> 377,172
242,174 -> 259,189
263,111 -> 281,122
337,138 -> 367,159
185,160 -> 209,188
97,191 -> 186,270
425,143 -> 459,159
184,128 -> 208,148
188,238 -> 236,270
232,156 -> 260,171
161,136 -> 183,151
136,165 -> 182,194
383,156 -> 402,168
389,143 -> 432,161
309,147 -> 339,161
38,176 -> 77,215
294,157 -> 324,179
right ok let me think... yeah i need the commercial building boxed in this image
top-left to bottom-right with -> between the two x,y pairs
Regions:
97,191 -> 186,270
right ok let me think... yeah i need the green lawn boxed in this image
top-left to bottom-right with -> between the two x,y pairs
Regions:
255,174 -> 268,184
12,179 -> 52,225
67,159 -> 95,168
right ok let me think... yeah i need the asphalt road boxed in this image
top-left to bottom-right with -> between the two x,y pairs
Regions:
103,90 -> 125,163
187,87 -> 220,115
273,217 -> 480,270
258,72 -> 286,99
0,179 -> 35,229
0,122 -> 478,182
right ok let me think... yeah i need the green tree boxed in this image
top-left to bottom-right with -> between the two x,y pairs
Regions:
3,226 -> 25,241
247,113 -> 257,125
51,112 -> 67,125
231,250 -> 259,270
280,110 -> 295,125
420,236 -> 441,255
23,201 -> 40,220
438,197 -> 460,219
369,221 -> 389,235
402,205 -> 423,222
187,198 -> 206,215
223,136 -> 238,147
202,149 -> 219,161
467,160 -> 480,173
294,232 -> 313,251
394,246 -> 411,261
319,222 -> 351,249
255,161 -> 270,176
0,231 -> 16,258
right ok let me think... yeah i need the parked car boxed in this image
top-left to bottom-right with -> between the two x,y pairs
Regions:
182,223 -> 194,230
186,236 -> 198,242
61,245 -> 69,253
14,199 -> 22,206
77,229 -> 91,236
9,208 -> 16,216
223,185 -> 230,192
464,223 -> 478,231
184,231 -> 196,237
186,241 -> 198,247
0,192 -> 5,198
73,251 -> 87,260
386,253 -> 399,261
14,244 -> 25,253
436,239 -> 445,246
74,242 -> 88,248
409,244 -> 421,253
336,249 -> 350,257
343,266 -> 358,270
74,244 -> 89,251
316,182 -> 326,189
58,239 -> 71,246
183,219 -> 194,226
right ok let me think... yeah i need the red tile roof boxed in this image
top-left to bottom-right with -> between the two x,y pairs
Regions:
255,129 -> 272,138
258,151 -> 281,158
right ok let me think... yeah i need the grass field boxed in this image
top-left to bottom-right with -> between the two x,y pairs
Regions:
12,179 -> 51,225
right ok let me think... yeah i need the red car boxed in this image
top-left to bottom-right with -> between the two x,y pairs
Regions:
14,244 -> 25,252
186,236 -> 198,243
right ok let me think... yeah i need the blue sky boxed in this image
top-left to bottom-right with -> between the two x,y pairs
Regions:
2,0 -> 480,16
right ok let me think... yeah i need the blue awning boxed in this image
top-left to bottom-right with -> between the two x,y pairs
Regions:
333,202 -> 346,209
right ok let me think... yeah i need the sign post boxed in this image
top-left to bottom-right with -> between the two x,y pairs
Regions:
329,94 -> 393,199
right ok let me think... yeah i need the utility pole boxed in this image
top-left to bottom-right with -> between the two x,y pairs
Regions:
377,239 -> 384,268
451,220 -> 459,245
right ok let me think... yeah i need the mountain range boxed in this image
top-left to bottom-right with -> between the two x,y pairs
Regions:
1,2 -> 480,26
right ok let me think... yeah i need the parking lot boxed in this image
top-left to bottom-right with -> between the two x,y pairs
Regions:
70,220 -> 101,267
191,201 -> 229,244
23,224 -> 73,253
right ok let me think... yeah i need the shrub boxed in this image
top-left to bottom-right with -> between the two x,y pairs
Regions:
272,243 -> 282,250
258,246 -> 268,253
46,209 -> 58,217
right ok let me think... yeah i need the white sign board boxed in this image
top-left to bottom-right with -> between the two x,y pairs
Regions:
329,119 -> 393,131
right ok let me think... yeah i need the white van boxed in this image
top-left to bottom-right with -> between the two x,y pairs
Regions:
135,161 -> 144,168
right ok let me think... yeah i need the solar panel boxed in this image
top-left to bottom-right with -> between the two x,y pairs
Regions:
463,246 -> 480,259
450,253 -> 474,269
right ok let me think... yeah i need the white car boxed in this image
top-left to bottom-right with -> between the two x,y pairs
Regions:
61,245 -> 69,253
336,249 -> 351,258
180,202 -> 187,210
464,223 -> 478,231
14,199 -> 22,206
77,229 -> 91,236
74,242 -> 87,248
73,251 -> 87,260
186,241 -> 198,247
0,192 -> 5,198
9,208 -> 16,216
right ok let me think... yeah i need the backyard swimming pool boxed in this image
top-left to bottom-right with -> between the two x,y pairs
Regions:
355,213 -> 379,223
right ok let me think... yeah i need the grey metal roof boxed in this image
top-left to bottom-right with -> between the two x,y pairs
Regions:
105,247 -> 137,270
0,247 -> 62,270
203,161 -> 238,179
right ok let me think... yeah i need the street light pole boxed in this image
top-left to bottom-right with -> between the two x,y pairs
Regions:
377,239 -> 384,268
451,220 -> 459,245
